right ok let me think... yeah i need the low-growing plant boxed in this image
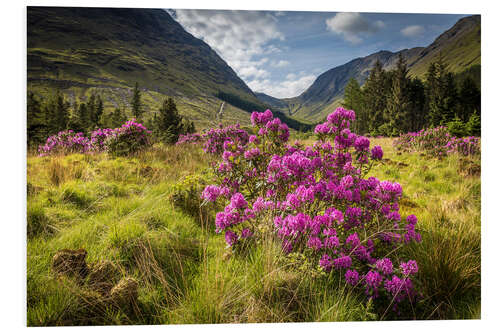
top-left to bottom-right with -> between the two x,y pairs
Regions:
394,126 -> 480,157
38,130 -> 91,156
38,120 -> 152,157
171,173 -> 219,230
104,120 -> 152,157
201,108 -> 422,312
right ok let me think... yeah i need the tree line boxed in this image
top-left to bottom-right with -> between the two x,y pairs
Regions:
27,82 -> 195,147
342,54 -> 481,137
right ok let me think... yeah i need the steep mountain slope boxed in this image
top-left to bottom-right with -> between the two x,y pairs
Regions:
27,7 -> 268,128
406,15 -> 481,77
259,15 -> 480,124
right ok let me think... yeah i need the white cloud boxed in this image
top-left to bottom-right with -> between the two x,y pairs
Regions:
171,9 -> 284,81
249,73 -> 316,99
272,60 -> 290,67
326,12 -> 385,44
401,25 -> 425,37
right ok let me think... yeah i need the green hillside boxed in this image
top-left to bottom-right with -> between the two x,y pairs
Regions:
27,7 -> 271,129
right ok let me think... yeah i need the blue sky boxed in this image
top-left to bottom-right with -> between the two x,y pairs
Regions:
167,10 -> 469,98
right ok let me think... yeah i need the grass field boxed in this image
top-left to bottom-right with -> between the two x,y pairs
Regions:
26,137 -> 481,326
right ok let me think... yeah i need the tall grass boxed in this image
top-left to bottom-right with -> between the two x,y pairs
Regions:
26,139 -> 481,325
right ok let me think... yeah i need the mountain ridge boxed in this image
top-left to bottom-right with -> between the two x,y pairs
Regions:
256,15 -> 481,123
27,7 -> 270,128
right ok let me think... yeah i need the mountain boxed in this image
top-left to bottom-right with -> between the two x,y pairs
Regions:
255,92 -> 289,109
258,15 -> 481,124
27,7 -> 273,128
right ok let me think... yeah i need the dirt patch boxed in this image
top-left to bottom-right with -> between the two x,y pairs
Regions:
87,260 -> 121,296
110,277 -> 139,307
52,249 -> 89,280
382,158 -> 409,168
458,158 -> 481,177
399,196 -> 419,208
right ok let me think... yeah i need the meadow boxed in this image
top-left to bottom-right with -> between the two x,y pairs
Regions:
27,121 -> 480,325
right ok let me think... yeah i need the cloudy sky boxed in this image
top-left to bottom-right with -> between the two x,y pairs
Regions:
167,10 -> 468,98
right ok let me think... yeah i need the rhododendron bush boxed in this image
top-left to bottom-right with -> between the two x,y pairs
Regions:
38,120 -> 151,156
201,108 -> 422,309
393,126 -> 480,157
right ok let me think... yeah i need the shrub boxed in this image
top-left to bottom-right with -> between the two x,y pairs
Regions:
38,130 -> 91,156
201,108 -> 421,311
105,120 -> 152,156
466,112 -> 481,137
394,126 -> 480,157
90,128 -> 115,152
446,117 -> 468,138
38,121 -> 151,157
446,136 -> 481,156
171,173 -> 219,230
176,123 -> 250,157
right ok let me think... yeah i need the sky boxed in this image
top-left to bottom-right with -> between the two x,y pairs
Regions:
167,10 -> 469,99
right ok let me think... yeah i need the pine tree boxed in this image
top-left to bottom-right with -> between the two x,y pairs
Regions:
46,90 -> 69,134
158,97 -> 183,144
385,54 -> 410,135
87,94 -> 96,129
466,111 -> 481,136
67,101 -> 84,133
426,55 -> 457,126
131,82 -> 143,120
424,62 -> 437,127
93,95 -> 104,127
407,77 -> 427,131
77,102 -> 91,132
362,60 -> 391,135
342,78 -> 366,134
27,92 -> 47,145
458,76 -> 480,122
181,118 -> 196,134
111,108 -> 126,128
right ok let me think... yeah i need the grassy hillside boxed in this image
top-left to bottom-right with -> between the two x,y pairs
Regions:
408,16 -> 481,77
27,138 -> 480,325
27,7 -> 273,129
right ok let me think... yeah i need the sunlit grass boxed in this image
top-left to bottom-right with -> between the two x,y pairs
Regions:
26,138 -> 481,325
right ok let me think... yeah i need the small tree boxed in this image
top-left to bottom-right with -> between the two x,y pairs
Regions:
131,82 -> 143,120
77,102 -> 91,132
466,111 -> 481,136
385,54 -> 410,135
111,108 -> 127,128
458,77 -> 480,122
27,92 -> 47,146
93,95 -> 104,127
342,78 -> 366,134
158,97 -> 183,144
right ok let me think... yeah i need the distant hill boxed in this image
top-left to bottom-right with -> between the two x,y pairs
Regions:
27,7 -> 293,129
257,15 -> 481,124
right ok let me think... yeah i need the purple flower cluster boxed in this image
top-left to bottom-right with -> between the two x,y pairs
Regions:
90,128 -> 115,152
202,124 -> 249,156
38,120 -> 152,156
445,136 -> 480,156
201,107 -> 421,308
38,130 -> 92,156
394,126 -> 480,157
176,133 -> 202,145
